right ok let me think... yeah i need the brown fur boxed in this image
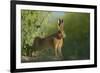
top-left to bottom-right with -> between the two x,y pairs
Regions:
32,19 -> 64,58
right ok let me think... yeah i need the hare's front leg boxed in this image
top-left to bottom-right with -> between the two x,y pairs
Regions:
58,39 -> 63,58
54,39 -> 59,57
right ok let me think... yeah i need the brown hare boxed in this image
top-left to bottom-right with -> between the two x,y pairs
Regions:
31,19 -> 65,58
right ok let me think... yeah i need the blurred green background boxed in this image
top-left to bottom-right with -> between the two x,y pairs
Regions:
21,10 -> 90,62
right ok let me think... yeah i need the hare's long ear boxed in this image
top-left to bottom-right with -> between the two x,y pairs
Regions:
58,19 -> 64,26
58,19 -> 61,25
57,19 -> 60,30
61,19 -> 64,24
57,19 -> 63,31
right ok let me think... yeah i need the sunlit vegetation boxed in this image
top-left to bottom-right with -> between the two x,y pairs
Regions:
21,10 -> 90,62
